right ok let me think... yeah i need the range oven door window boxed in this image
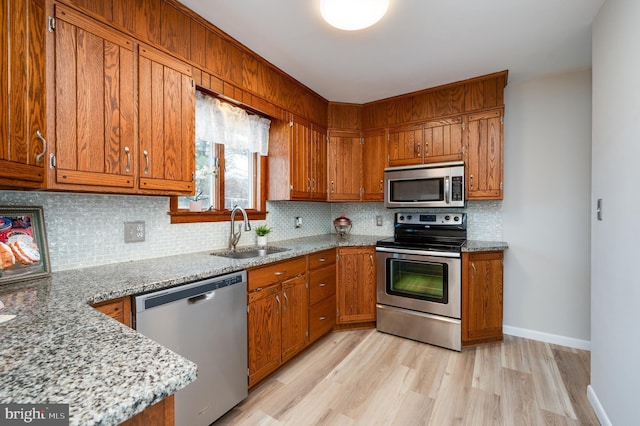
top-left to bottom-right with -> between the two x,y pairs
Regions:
387,259 -> 448,303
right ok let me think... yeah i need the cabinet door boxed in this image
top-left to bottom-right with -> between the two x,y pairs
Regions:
138,44 -> 195,194
424,116 -> 463,163
337,247 -> 376,324
0,0 -> 46,188
289,119 -> 311,199
310,125 -> 327,200
362,129 -> 386,201
92,296 -> 131,327
462,251 -> 504,346
53,5 -> 135,190
328,131 -> 361,201
388,123 -> 423,166
465,108 -> 503,199
281,274 -> 309,362
247,285 -> 281,387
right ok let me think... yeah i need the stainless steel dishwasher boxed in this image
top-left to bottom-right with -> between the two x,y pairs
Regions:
133,270 -> 247,426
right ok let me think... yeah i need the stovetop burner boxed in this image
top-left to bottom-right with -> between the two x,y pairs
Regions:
376,212 -> 467,253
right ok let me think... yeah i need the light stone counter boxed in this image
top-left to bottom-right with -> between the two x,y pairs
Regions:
0,234 -> 381,426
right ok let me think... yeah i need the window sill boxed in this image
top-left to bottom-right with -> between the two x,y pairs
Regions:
169,210 -> 267,224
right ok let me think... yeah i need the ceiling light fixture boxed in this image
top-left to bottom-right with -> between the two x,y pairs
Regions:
320,0 -> 389,31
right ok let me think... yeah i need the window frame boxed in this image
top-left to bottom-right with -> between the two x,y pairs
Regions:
169,90 -> 269,224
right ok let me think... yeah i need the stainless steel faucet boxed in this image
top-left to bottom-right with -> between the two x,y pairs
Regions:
229,205 -> 251,251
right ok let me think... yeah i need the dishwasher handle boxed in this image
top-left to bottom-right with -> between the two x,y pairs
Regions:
188,291 -> 216,304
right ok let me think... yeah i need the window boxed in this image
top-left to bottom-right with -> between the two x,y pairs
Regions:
170,91 -> 270,223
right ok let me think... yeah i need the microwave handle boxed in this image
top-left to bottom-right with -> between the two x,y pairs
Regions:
444,176 -> 450,204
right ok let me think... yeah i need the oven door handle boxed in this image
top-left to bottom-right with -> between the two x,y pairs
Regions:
375,246 -> 461,258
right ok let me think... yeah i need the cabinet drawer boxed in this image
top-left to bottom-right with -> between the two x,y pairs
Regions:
248,256 -> 307,292
309,296 -> 336,342
309,249 -> 336,270
309,265 -> 336,305
247,284 -> 280,304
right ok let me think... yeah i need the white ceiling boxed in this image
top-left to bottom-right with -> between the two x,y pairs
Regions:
180,0 -> 605,104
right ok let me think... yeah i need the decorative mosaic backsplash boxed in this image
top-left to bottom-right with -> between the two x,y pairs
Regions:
0,191 -> 502,271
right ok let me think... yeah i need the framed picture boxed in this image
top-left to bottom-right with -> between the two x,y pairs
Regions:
0,206 -> 51,285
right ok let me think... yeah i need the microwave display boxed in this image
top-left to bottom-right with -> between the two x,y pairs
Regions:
390,178 -> 443,202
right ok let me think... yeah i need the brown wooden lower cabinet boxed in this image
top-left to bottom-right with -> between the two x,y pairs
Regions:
462,251 -> 504,347
308,249 -> 337,343
336,247 -> 376,325
247,256 -> 309,387
91,297 -> 175,426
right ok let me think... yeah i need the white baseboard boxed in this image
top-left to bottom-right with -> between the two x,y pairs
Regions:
587,385 -> 612,426
503,325 -> 591,351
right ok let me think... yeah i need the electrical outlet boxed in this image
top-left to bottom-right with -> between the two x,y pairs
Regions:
376,215 -> 383,226
124,221 -> 145,243
294,217 -> 302,228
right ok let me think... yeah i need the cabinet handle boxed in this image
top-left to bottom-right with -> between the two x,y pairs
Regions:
275,295 -> 281,314
311,178 -> 316,191
331,181 -> 335,193
274,270 -> 287,277
318,257 -> 326,263
417,144 -> 420,156
379,179 -> 383,192
471,262 -> 477,278
319,316 -> 326,321
143,150 -> 149,175
307,177 -> 311,191
283,291 -> 289,310
35,130 -> 47,163
319,283 -> 326,287
124,146 -> 131,173
469,175 -> 473,189
425,142 -> 428,156
369,254 -> 374,267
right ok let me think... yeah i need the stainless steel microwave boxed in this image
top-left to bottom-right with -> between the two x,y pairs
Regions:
384,161 -> 465,208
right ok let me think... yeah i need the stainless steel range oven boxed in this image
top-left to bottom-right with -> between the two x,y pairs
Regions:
376,212 -> 466,351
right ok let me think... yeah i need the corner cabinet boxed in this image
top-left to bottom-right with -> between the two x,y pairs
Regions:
336,246 -> 376,324
0,0 -> 47,189
464,108 -> 504,200
48,4 -> 194,195
462,251 -> 504,347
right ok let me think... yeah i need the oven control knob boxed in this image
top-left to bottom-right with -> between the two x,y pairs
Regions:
454,216 -> 460,222
444,215 -> 450,221
407,215 -> 412,220
399,215 -> 405,221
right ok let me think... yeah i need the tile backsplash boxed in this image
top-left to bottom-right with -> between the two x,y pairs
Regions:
0,191 -> 502,271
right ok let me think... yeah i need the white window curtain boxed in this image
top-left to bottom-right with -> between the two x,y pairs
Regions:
195,91 -> 271,155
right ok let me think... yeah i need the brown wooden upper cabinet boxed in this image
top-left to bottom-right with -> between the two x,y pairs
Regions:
361,129 -> 386,201
48,4 -> 194,195
268,115 -> 327,201
388,117 -> 464,167
327,130 -> 362,201
137,44 -> 195,194
51,4 -> 136,191
0,0 -> 47,189
464,108 -> 504,200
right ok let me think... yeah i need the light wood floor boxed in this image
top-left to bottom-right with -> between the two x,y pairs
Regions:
216,329 -> 599,425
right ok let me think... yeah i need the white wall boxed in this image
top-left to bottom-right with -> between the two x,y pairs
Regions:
502,70 -> 592,345
590,0 -> 640,424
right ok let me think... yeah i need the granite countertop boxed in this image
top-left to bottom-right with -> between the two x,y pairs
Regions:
0,234 -> 379,426
0,233 -> 505,425
463,240 -> 509,252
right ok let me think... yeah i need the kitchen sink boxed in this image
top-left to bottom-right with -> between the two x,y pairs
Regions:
211,246 -> 290,259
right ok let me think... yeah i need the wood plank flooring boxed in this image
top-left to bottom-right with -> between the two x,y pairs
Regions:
215,330 -> 599,425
